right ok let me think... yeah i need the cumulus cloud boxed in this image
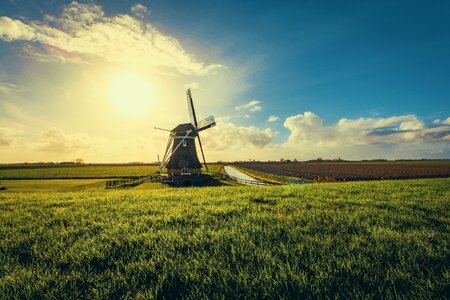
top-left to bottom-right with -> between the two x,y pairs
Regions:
131,4 -> 149,18
0,16 -> 35,41
268,115 -> 279,122
284,112 -> 450,147
35,128 -> 91,153
433,117 -> 450,125
201,120 -> 275,150
0,127 -> 22,147
235,100 -> 262,112
0,2 -> 222,75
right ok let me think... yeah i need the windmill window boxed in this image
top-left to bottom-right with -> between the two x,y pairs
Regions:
183,140 -> 187,147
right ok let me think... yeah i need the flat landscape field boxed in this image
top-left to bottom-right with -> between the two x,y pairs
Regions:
0,164 -> 223,180
0,178 -> 448,298
0,165 -> 159,179
0,179 -> 108,193
236,161 -> 450,181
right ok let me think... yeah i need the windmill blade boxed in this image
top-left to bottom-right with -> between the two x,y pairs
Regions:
158,132 -> 174,173
197,133 -> 209,172
186,89 -> 198,128
197,115 -> 216,132
154,126 -> 171,132
161,132 -> 174,163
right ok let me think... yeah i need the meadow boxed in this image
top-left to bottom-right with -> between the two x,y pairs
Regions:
0,164 -> 223,180
0,179 -> 108,193
0,178 -> 448,298
0,165 -> 158,179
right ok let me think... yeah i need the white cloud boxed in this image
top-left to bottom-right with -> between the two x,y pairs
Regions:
235,100 -> 262,112
0,16 -> 35,41
131,4 -> 149,18
398,119 -> 425,130
433,117 -> 450,125
284,112 -> 450,147
267,115 -> 279,122
0,2 -> 222,75
201,120 -> 275,150
0,127 -> 22,147
35,127 -> 91,153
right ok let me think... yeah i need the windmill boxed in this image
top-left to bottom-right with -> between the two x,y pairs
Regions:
155,89 -> 216,186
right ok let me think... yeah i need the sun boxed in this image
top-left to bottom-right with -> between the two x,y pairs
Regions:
108,73 -> 153,116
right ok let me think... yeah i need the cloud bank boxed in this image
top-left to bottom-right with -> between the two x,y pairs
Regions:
36,128 -> 91,153
284,112 -> 450,147
202,120 -> 275,150
1,112 -> 449,162
0,2 -> 222,75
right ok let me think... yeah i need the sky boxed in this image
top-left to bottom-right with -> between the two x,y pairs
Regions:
0,0 -> 449,163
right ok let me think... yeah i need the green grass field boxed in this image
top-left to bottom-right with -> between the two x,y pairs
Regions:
0,178 -> 448,298
0,164 -> 223,179
0,165 -> 157,179
0,179 -> 108,192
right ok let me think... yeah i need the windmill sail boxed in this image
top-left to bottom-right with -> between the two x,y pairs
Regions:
186,89 -> 198,128
196,132 -> 208,172
197,115 -> 216,132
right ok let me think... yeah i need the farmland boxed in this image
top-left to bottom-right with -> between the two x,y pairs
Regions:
0,164 -> 223,180
0,179 -> 108,193
0,164 -> 159,179
235,161 -> 450,181
0,178 -> 449,298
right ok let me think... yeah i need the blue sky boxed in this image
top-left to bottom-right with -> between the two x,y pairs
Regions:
0,0 -> 449,162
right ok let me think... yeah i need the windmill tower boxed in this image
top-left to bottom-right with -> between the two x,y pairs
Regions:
156,89 -> 216,186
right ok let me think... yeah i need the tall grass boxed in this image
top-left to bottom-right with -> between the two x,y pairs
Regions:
0,178 -> 448,298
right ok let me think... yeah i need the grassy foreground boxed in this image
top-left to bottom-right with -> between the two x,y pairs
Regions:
0,179 -> 449,298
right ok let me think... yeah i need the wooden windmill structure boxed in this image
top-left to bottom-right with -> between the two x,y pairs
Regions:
156,89 -> 216,186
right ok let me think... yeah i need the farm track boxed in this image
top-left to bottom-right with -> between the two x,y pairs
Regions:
236,162 -> 450,181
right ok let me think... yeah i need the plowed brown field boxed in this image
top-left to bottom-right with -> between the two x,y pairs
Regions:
235,162 -> 450,181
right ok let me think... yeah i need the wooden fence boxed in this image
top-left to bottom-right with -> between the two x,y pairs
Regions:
105,178 -> 144,189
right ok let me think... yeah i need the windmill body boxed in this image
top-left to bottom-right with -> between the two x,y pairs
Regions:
156,89 -> 216,186
166,123 -> 202,175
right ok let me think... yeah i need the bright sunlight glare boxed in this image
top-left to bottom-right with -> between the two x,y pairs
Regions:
109,73 -> 153,116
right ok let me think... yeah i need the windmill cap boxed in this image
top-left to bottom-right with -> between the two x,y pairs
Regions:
171,123 -> 198,136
